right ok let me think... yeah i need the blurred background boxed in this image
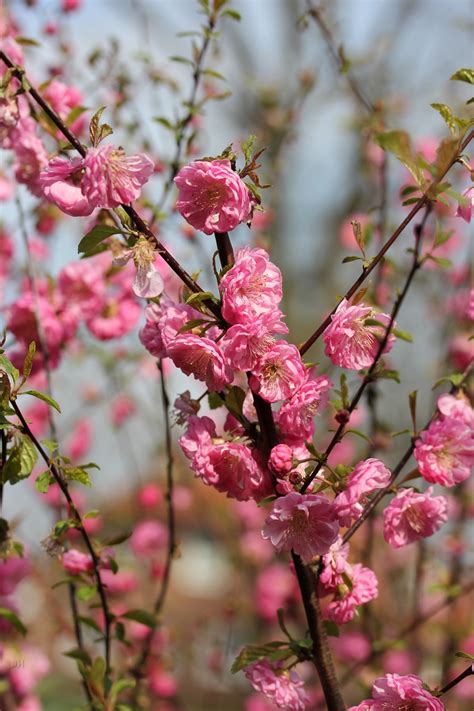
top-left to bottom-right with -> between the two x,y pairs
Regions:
1,0 -> 473,708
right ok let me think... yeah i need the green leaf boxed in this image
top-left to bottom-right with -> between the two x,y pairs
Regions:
53,518 -> 77,538
109,679 -> 136,705
64,648 -> 92,665
241,134 -> 257,163
170,55 -> 194,66
79,615 -> 103,634
122,609 -> 156,628
65,105 -> 88,128
185,290 -> 218,306
15,36 -> 41,47
3,435 -> 38,484
208,392 -> 224,409
231,641 -> 289,673
77,585 -> 97,602
177,318 -> 213,333
376,130 -> 426,188
342,255 -> 364,263
225,386 -> 246,419
425,255 -> 452,269
222,8 -> 241,20
432,372 -> 464,389
202,68 -> 226,81
0,608 -> 27,635
89,106 -> 113,147
23,389 -> 61,413
324,620 -> 340,637
35,470 -> 53,493
392,328 -> 413,343
153,116 -> 175,131
454,651 -> 474,661
78,224 -> 126,255
0,372 -> 11,409
430,103 -> 457,135
0,354 -> 19,383
63,467 -> 92,487
450,68 -> 474,84
377,369 -> 400,383
22,342 -> 36,381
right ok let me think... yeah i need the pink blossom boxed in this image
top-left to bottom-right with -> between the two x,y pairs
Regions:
277,373 -> 332,444
222,319 -> 285,372
249,341 -> 307,403
167,333 -> 233,391
58,259 -> 106,317
255,563 -> 298,621
86,297 -> 140,340
12,127 -> 48,196
137,483 -> 163,509
196,441 -> 267,501
323,298 -> 395,370
383,649 -> 418,675
268,444 -> 294,475
0,556 -> 30,595
100,569 -> 138,595
333,458 -> 391,527
220,247 -> 283,325
43,80 -> 85,134
65,418 -> 92,462
139,299 -> 200,358
348,673 -> 445,710
113,237 -> 164,299
319,537 -> 351,591
110,394 -> 136,426
448,332 -> 474,370
0,174 -> 13,200
130,521 -> 168,558
331,631 -> 371,663
81,144 -> 154,208
414,394 -> 474,487
174,159 -> 252,234
6,646 -> 50,698
383,487 -> 448,548
325,563 -> 378,624
244,660 -> 309,710
62,0 -> 82,10
39,156 -> 94,216
62,549 -> 93,576
147,665 -> 178,698
456,186 -> 474,223
262,492 -> 339,561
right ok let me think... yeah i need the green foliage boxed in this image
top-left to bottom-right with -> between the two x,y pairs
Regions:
0,607 -> 27,635
376,130 -> 426,188
2,434 -> 38,485
22,389 -> 61,412
122,609 -> 157,628
78,224 -> 127,256
450,68 -> 474,84
89,106 -> 113,147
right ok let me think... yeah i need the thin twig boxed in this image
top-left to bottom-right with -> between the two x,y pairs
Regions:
298,129 -> 474,356
129,360 -> 176,702
0,50 -> 221,321
301,206 -> 431,494
9,400 -> 113,673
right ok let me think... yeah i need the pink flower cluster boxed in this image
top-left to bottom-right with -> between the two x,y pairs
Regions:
7,252 -> 143,373
262,492 -> 339,561
244,659 -> 309,710
348,673 -> 445,710
319,538 -> 378,624
179,415 -> 272,501
174,159 -> 253,234
414,393 -> 474,487
383,487 -> 448,548
39,144 -> 154,215
333,458 -> 392,528
323,298 -> 395,370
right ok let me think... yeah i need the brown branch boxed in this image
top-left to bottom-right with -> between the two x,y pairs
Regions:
298,129 -> 474,356
0,50 -> 221,322
306,3 -> 374,113
301,206 -> 431,494
10,400 -> 113,673
438,664 -> 473,696
214,232 -> 345,710
129,360 -> 176,702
